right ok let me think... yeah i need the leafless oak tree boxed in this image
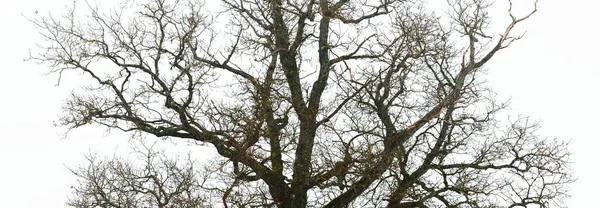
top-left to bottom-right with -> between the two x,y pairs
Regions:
31,0 -> 573,207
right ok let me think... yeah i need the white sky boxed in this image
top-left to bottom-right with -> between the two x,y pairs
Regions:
0,0 -> 597,207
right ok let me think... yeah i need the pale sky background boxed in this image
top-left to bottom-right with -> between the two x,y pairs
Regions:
0,0 -> 597,207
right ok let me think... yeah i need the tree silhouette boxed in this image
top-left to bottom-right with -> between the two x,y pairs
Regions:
31,0 -> 573,207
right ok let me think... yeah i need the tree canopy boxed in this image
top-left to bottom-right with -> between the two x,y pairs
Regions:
31,0 -> 573,207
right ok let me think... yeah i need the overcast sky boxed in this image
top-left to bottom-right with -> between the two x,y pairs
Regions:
0,0 -> 597,207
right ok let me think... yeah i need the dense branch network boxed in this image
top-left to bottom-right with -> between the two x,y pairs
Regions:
31,0 -> 572,207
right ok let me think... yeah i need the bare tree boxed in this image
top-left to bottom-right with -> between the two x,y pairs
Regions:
31,0 -> 573,207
